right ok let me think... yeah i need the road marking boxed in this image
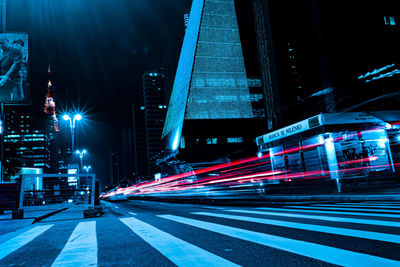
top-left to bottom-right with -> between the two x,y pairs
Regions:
192,211 -> 400,244
339,202 -> 400,206
230,209 -> 400,228
311,204 -> 400,209
255,207 -> 400,219
52,221 -> 97,267
159,214 -> 400,267
287,205 -> 400,214
0,225 -> 53,261
128,212 -> 137,216
120,217 -> 239,267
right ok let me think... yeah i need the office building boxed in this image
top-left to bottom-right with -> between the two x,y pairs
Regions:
3,106 -> 50,175
143,69 -> 167,174
159,0 -> 268,169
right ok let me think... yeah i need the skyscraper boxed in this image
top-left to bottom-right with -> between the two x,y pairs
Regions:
161,0 -> 264,165
143,69 -> 167,174
3,106 -> 50,174
131,104 -> 148,178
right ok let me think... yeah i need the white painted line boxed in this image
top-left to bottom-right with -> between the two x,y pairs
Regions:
231,209 -> 400,228
312,204 -> 400,209
52,221 -> 97,267
255,207 -> 400,219
128,212 -> 137,216
192,212 -> 400,244
0,225 -> 53,261
159,214 -> 400,267
120,217 -> 239,267
286,205 -> 400,214
339,203 -> 400,206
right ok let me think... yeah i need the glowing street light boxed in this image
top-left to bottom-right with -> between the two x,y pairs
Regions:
75,149 -> 87,173
63,113 -> 83,151
83,165 -> 92,173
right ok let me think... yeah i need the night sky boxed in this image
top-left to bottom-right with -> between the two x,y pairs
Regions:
6,0 -> 191,126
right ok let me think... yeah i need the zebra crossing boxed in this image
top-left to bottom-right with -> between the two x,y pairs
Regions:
0,201 -> 399,266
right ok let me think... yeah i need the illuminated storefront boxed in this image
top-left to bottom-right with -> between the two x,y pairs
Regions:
256,112 -> 400,187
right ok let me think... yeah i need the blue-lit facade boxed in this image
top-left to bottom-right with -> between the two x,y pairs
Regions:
160,0 -> 266,168
4,108 -> 50,171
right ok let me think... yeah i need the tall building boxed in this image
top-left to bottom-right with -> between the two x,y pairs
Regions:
132,103 -> 148,178
160,0 -> 266,167
3,106 -> 50,175
143,69 -> 167,174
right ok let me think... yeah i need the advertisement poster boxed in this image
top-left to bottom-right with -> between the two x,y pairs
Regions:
0,32 -> 29,103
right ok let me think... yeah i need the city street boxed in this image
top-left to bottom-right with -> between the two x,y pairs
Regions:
1,200 -> 400,266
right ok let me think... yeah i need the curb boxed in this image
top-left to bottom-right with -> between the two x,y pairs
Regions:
258,194 -> 400,202
32,208 -> 69,224
125,194 -> 400,205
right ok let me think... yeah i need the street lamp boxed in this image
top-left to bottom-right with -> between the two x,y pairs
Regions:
83,165 -> 92,173
75,149 -> 87,173
63,113 -> 82,151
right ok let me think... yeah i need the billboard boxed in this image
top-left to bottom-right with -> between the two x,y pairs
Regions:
0,32 -> 30,103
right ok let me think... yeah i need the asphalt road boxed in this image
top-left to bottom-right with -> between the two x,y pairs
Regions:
1,200 -> 400,266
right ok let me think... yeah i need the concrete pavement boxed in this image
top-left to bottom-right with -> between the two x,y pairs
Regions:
1,199 -> 400,266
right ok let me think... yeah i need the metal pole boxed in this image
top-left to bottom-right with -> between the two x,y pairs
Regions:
0,0 -> 6,183
0,0 -> 6,32
0,103 -> 4,183
71,119 -> 74,152
91,175 -> 95,208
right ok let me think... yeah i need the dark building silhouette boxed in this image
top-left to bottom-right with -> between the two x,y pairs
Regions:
143,69 -> 167,175
255,0 -> 400,127
132,103 -> 148,178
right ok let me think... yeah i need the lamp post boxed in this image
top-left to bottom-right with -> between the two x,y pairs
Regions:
63,114 -> 82,151
75,149 -> 87,173
83,165 -> 91,173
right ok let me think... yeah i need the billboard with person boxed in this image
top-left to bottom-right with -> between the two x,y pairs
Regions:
0,32 -> 29,103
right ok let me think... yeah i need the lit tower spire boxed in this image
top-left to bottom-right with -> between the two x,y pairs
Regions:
44,59 -> 59,131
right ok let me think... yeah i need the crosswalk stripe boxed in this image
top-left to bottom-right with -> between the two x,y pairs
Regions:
128,212 -> 137,216
120,217 -> 239,267
0,225 -> 53,261
286,205 -> 400,214
231,209 -> 400,228
312,204 -> 400,209
192,211 -> 400,244
159,214 -> 400,267
339,203 -> 400,206
51,221 -> 97,267
255,207 -> 400,219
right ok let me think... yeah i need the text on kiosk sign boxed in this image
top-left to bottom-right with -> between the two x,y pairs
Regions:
258,115 -> 322,145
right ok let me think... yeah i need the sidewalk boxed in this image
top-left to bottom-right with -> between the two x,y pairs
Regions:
0,203 -> 93,238
0,203 -> 70,221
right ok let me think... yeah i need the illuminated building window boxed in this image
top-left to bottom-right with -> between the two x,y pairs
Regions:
207,138 -> 218,144
227,137 -> 243,143
250,94 -> 263,102
384,16 -> 396,26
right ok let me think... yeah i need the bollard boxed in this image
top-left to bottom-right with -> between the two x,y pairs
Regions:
12,209 -> 24,219
95,181 -> 100,206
